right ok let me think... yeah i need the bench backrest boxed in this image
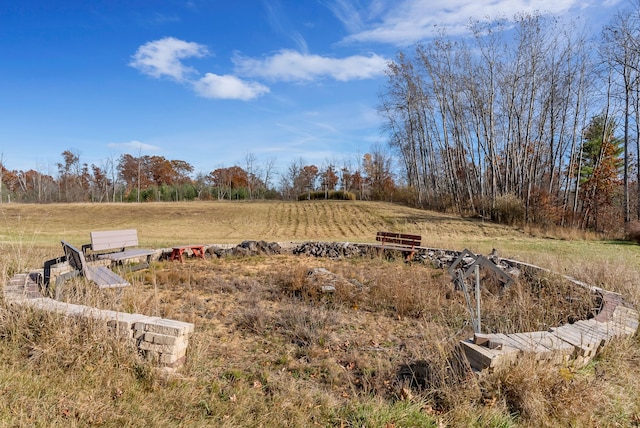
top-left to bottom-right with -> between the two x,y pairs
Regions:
62,240 -> 88,272
376,231 -> 421,247
62,240 -> 129,287
90,229 -> 139,251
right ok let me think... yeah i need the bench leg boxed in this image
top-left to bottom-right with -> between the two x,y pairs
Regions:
404,250 -> 415,262
192,247 -> 205,259
54,270 -> 81,300
170,249 -> 184,263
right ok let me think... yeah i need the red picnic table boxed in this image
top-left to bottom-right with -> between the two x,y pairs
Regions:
170,245 -> 206,263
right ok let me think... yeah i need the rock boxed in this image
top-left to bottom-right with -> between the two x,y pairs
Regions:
305,267 -> 354,294
289,242 -> 517,285
210,241 -> 282,258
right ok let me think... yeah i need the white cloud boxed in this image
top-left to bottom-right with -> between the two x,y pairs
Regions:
129,37 -> 209,81
131,37 -> 270,101
107,140 -> 161,153
332,0 -> 608,45
233,49 -> 389,82
192,73 -> 270,100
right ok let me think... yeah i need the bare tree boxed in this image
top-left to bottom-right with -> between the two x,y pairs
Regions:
601,10 -> 640,223
379,12 -> 594,224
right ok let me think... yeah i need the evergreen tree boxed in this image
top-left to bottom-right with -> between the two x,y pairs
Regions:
579,114 -> 624,230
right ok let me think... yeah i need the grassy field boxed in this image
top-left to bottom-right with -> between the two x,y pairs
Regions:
1,200 -> 640,427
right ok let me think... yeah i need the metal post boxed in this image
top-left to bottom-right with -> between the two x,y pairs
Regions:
475,264 -> 481,334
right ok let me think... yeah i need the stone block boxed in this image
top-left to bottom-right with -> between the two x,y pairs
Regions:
140,318 -> 195,337
159,348 -> 188,365
143,332 -> 187,346
138,339 -> 189,355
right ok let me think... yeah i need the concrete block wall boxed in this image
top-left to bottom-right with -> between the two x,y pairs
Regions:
4,272 -> 194,368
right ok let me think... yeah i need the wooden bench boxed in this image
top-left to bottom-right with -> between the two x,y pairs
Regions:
62,240 -> 130,291
83,229 -> 154,269
375,231 -> 422,261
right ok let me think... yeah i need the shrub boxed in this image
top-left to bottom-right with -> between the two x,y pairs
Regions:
625,220 -> 640,244
297,190 -> 356,201
492,193 -> 525,226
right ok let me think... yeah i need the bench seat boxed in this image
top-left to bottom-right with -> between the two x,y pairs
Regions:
98,248 -> 155,263
85,265 -> 131,289
62,240 -> 130,290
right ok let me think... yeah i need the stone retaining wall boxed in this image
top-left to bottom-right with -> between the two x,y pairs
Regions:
4,272 -> 194,369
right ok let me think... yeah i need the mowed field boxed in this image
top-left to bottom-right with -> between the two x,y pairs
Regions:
1,200 -> 640,427
2,199 -> 639,270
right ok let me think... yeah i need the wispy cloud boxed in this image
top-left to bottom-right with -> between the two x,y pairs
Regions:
320,0 -> 365,33
263,0 -> 308,53
328,0 -> 612,45
108,140 -> 162,153
233,49 -> 388,82
149,12 -> 181,25
193,73 -> 270,100
129,37 -> 208,82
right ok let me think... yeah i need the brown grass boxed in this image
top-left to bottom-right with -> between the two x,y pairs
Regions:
1,200 -> 639,426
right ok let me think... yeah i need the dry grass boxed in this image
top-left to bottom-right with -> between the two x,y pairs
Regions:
1,200 -> 640,427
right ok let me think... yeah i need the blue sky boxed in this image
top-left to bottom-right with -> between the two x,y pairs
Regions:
0,0 -> 625,178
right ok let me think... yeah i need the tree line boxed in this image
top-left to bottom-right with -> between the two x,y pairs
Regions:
0,149 -> 396,204
378,8 -> 640,233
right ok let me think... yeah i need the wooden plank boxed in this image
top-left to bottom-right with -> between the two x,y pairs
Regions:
98,248 -> 154,262
90,229 -> 139,251
510,331 -> 574,363
614,305 -> 638,319
497,332 -> 555,354
612,306 -> 639,322
614,317 -> 639,333
376,236 -> 420,246
558,324 -> 605,345
526,332 -> 578,352
86,266 -> 130,289
575,319 -> 630,338
551,326 -> 598,352
460,339 -> 519,371
376,231 -> 421,241
569,321 -> 611,343
550,326 -> 600,356
510,333 -> 557,353
490,333 -> 535,352
375,231 -> 421,247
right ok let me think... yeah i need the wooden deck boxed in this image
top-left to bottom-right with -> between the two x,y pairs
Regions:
461,287 -> 639,371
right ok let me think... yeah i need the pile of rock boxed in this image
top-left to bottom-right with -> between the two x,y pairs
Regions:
207,240 -> 282,258
292,242 -> 369,259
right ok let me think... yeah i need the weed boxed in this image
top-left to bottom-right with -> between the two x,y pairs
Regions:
0,201 -> 638,426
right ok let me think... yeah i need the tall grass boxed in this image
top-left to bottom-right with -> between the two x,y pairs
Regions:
1,201 -> 639,426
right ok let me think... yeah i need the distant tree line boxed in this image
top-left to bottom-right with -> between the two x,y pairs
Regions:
0,148 -> 397,204
378,8 -> 640,233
